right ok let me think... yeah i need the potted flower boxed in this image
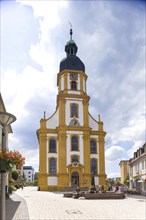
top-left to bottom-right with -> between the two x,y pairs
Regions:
0,148 -> 25,172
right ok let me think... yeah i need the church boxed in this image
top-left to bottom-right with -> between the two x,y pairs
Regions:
37,28 -> 107,191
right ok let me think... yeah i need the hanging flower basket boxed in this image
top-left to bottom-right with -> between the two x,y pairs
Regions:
0,159 -> 12,173
0,148 -> 25,172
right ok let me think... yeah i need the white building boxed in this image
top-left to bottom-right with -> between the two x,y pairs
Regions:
23,166 -> 34,182
129,143 -> 146,195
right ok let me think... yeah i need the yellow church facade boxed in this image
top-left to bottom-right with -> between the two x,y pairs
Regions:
37,29 -> 106,191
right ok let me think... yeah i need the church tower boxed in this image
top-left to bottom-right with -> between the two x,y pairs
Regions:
37,28 -> 106,191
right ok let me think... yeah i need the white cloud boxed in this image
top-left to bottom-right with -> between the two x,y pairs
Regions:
105,145 -> 127,161
1,1 -> 145,174
2,66 -> 57,117
107,173 -> 120,178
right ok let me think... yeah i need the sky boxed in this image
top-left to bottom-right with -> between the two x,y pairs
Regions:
0,0 -> 145,178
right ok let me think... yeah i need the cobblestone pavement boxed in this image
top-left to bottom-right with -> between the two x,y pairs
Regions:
6,186 -> 146,220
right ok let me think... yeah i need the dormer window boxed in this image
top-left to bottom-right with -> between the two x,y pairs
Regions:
71,81 -> 77,90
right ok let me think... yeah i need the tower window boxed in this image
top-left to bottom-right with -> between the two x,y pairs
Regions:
49,158 -> 56,175
71,81 -> 77,90
90,140 -> 97,154
71,136 -> 79,151
71,155 -> 79,163
71,48 -> 74,55
90,159 -> 97,175
71,104 -> 78,117
49,139 -> 56,153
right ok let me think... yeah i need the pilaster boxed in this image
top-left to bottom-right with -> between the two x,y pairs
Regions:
39,134 -> 47,190
64,73 -> 68,93
59,98 -> 66,126
82,132 -> 90,186
80,74 -> 83,94
57,132 -> 68,189
83,98 -> 89,127
98,116 -> 106,186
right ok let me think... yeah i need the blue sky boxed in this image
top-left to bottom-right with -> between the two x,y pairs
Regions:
0,0 -> 145,177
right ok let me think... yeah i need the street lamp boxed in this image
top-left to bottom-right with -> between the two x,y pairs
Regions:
0,112 -> 16,220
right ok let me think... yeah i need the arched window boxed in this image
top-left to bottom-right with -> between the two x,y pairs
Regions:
49,158 -> 56,175
90,159 -> 97,175
71,136 -> 78,151
90,140 -> 97,154
72,155 -> 79,163
71,48 -> 74,55
49,139 -> 56,153
71,104 -> 78,117
71,81 -> 77,90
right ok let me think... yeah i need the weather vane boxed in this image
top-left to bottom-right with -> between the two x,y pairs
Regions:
68,21 -> 72,29
68,21 -> 73,39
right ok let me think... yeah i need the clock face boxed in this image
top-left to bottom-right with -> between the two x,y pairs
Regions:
70,73 -> 78,81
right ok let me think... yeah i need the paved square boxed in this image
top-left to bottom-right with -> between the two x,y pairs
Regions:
6,186 -> 146,220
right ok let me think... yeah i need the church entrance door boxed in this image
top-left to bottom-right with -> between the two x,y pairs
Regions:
71,172 -> 79,187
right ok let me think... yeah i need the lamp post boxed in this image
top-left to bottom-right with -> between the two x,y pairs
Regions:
0,112 -> 16,220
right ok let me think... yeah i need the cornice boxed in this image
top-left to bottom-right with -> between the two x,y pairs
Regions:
57,93 -> 90,100
129,152 -> 146,165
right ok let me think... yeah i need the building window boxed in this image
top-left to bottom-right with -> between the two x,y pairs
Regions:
71,136 -> 79,151
49,158 -> 56,175
142,161 -> 144,169
90,159 -> 97,175
71,81 -> 77,90
49,139 -> 56,153
71,104 -> 78,117
71,48 -> 74,55
71,155 -> 79,163
90,140 -> 97,154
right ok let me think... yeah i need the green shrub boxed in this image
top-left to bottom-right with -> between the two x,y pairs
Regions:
14,184 -> 21,189
8,185 -> 13,194
11,185 -> 17,191
33,180 -> 38,186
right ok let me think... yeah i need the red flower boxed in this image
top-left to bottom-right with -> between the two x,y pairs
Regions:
0,148 -> 25,168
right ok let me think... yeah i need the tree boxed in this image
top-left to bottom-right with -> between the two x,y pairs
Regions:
33,172 -> 38,186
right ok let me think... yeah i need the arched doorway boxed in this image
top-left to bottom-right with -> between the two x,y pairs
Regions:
71,172 -> 79,187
